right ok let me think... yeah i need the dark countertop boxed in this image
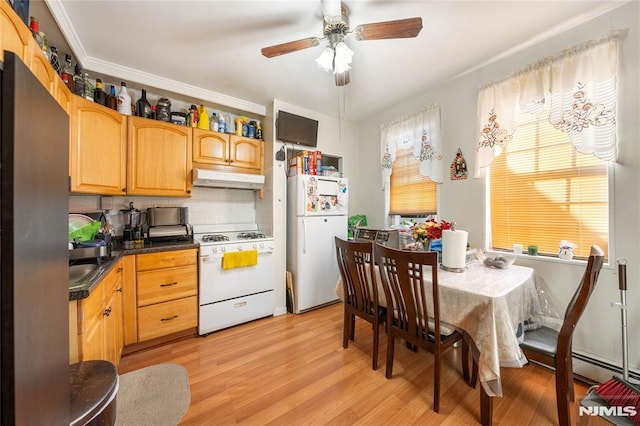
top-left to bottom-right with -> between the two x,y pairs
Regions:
68,240 -> 199,301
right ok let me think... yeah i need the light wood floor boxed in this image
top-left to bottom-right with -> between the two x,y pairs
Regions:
118,303 -> 609,425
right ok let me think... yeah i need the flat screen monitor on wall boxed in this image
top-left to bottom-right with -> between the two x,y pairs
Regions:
276,110 -> 318,147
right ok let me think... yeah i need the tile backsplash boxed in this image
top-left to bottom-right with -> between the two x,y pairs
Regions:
70,187 -> 257,236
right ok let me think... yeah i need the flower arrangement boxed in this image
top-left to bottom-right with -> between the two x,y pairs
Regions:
411,219 -> 452,246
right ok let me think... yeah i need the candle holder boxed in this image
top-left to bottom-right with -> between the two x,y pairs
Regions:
440,264 -> 466,273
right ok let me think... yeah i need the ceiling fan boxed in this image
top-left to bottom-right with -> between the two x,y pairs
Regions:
261,0 -> 422,86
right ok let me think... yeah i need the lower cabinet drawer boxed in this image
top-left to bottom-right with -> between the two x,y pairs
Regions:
137,296 -> 197,342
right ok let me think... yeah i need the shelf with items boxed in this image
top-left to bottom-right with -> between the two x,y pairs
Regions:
286,148 -> 342,177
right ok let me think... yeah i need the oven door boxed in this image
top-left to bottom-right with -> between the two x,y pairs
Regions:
199,245 -> 275,304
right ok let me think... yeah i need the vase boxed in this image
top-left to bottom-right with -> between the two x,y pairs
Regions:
415,239 -> 432,251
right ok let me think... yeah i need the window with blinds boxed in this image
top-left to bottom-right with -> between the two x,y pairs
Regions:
489,108 -> 609,259
390,147 -> 437,216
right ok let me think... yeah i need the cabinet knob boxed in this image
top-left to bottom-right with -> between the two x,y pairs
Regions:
116,287 -> 123,293
121,188 -> 126,192
104,307 -> 112,317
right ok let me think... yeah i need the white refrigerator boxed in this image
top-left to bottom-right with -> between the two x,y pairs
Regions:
287,174 -> 349,313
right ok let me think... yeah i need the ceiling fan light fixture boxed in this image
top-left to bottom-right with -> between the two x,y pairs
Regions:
316,46 -> 335,72
333,41 -> 353,74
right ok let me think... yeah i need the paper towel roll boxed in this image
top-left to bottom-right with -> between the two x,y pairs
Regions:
442,229 -> 468,269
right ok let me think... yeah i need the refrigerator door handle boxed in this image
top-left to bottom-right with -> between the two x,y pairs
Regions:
302,218 -> 307,254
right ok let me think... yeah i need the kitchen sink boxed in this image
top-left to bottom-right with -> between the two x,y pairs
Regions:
69,263 -> 99,284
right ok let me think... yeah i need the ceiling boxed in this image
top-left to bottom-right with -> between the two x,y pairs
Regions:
39,0 -> 626,123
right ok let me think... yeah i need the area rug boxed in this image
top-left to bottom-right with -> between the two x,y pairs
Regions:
116,363 -> 190,426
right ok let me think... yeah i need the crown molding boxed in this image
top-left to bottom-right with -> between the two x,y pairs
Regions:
44,0 -> 267,116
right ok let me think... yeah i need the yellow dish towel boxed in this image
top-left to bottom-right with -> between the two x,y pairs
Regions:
222,250 -> 258,270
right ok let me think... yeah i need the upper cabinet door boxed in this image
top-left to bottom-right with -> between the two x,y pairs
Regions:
127,117 -> 193,197
27,40 -> 56,94
0,2 -> 30,63
70,96 -> 127,195
229,135 -> 262,171
192,128 -> 229,166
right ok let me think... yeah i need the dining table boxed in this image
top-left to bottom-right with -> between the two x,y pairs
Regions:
336,258 -> 543,422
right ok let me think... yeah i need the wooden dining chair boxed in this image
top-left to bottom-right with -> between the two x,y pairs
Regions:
374,243 -> 470,413
519,245 -> 605,426
335,237 -> 387,370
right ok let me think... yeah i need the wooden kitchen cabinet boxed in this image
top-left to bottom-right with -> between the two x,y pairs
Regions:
77,259 -> 124,366
0,1 -> 30,64
135,249 -> 198,342
127,116 -> 193,196
69,95 -> 127,195
27,41 -> 57,94
1,1 -> 71,113
193,129 -> 263,173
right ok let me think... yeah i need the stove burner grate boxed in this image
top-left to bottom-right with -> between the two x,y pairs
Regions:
237,232 -> 266,240
202,234 -> 229,242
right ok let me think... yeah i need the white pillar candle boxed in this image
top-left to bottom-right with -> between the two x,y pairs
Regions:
442,229 -> 468,269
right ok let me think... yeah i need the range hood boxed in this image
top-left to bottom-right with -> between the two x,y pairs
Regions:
192,168 -> 265,190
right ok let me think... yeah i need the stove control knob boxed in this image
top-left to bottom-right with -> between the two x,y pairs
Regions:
253,243 -> 258,249
237,245 -> 243,251
259,243 -> 265,249
221,247 -> 226,253
212,247 -> 218,253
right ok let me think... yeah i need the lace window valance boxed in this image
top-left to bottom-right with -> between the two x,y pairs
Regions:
380,104 -> 443,189
475,31 -> 623,178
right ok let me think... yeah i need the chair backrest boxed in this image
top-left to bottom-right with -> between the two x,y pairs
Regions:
335,237 -> 378,315
374,243 -> 442,343
556,245 -> 605,360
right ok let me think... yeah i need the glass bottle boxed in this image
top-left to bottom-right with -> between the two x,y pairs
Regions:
106,85 -> 118,111
135,89 -> 152,118
72,64 -> 85,97
61,54 -> 74,90
49,46 -> 61,74
116,82 -> 132,115
83,72 -> 94,101
29,17 -> 45,52
218,113 -> 226,133
41,42 -> 50,61
93,78 -> 107,106
255,121 -> 263,140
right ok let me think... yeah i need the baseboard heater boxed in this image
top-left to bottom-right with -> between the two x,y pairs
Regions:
573,351 -> 640,382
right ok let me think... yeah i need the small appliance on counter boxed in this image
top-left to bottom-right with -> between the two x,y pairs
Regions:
120,202 -> 145,248
353,228 -> 400,249
146,207 -> 191,242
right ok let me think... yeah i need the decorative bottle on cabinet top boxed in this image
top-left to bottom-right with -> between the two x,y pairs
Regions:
135,89 -> 152,118
116,82 -> 132,115
106,85 -> 117,111
72,64 -> 85,97
93,79 -> 107,106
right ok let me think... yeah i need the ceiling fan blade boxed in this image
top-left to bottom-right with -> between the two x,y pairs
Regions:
354,17 -> 423,41
261,37 -> 321,58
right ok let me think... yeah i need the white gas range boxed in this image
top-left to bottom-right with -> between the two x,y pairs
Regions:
193,223 -> 275,336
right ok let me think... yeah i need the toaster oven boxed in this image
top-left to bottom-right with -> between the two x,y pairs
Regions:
146,207 -> 188,227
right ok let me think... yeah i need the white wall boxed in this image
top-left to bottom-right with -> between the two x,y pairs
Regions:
70,187 -> 258,235
355,2 -> 640,381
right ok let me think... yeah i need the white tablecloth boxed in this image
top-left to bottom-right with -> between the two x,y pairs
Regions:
336,260 -> 542,397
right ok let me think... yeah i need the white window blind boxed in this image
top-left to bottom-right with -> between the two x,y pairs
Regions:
390,147 -> 437,216
490,108 -> 609,259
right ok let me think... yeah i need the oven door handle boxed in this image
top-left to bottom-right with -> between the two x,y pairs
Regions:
201,249 -> 274,263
